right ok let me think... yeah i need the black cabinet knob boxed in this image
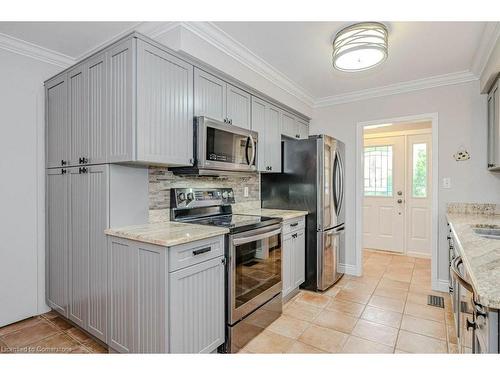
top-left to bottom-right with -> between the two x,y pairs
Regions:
79,157 -> 89,164
61,160 -> 67,166
61,169 -> 67,175
79,167 -> 88,174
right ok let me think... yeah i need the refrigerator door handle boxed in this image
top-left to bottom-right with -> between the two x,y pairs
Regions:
337,150 -> 344,216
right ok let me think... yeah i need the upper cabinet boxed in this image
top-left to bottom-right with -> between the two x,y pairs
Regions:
487,76 -> 500,171
251,97 -> 281,172
46,36 -> 194,168
281,112 -> 309,140
194,68 -> 251,129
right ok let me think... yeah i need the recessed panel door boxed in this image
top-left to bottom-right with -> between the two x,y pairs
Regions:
362,136 -> 405,253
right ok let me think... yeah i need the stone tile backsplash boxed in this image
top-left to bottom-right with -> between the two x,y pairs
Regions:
149,167 -> 261,222
447,202 -> 500,215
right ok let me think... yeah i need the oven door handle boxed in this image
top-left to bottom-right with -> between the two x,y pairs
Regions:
450,256 -> 474,293
232,228 -> 281,246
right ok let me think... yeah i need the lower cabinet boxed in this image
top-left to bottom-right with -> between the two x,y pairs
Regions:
107,235 -> 225,353
282,218 -> 306,299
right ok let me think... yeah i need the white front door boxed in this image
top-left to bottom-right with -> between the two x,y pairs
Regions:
406,133 -> 432,256
363,136 -> 405,253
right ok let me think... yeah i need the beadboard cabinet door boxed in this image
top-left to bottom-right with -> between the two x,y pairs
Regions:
251,97 -> 281,172
46,75 -> 69,168
297,118 -> 309,140
294,230 -> 306,288
281,111 -> 297,139
108,38 -> 135,163
282,233 -> 294,298
68,168 -> 89,327
169,256 -> 225,353
282,227 -> 306,299
86,54 -> 108,165
46,169 -> 69,316
194,67 -> 226,122
136,40 -> 194,166
68,66 -> 87,166
86,165 -> 109,342
227,84 -> 251,129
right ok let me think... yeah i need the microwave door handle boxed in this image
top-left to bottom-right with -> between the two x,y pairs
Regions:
232,228 -> 281,246
248,134 -> 256,166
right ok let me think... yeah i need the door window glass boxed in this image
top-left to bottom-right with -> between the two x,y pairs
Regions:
412,143 -> 427,198
364,145 -> 393,196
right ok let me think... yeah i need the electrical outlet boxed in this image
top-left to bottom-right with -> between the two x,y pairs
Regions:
442,177 -> 451,189
244,186 -> 249,197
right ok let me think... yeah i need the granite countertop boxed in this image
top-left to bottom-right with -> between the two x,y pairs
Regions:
446,213 -> 500,309
234,208 -> 308,220
105,222 -> 229,247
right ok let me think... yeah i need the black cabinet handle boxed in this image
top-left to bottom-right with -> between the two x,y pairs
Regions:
290,222 -> 299,227
192,247 -> 211,256
466,318 -> 476,331
61,160 -> 67,166
79,167 -> 88,174
61,169 -> 67,175
79,157 -> 89,164
488,163 -> 495,168
292,233 -> 298,239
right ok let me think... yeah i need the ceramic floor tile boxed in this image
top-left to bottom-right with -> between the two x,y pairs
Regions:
368,295 -> 405,313
244,331 -> 294,354
335,289 -> 372,304
26,333 -> 80,353
295,292 -> 332,309
378,278 -> 410,291
0,317 -> 42,337
266,315 -> 310,339
447,324 -> 458,344
373,286 -> 408,301
396,330 -> 447,353
1,320 -> 59,348
313,310 -> 358,334
283,301 -> 323,322
406,292 -> 433,305
400,315 -> 447,340
298,324 -> 348,353
286,341 -> 326,354
351,319 -> 399,347
405,302 -> 445,322
361,306 -> 402,328
343,280 -> 378,294
66,327 -> 94,344
341,335 -> 394,354
49,316 -> 73,331
82,340 -> 108,354
326,298 -> 366,318
324,286 -> 342,297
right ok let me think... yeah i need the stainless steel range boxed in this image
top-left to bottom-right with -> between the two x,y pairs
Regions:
170,188 -> 283,353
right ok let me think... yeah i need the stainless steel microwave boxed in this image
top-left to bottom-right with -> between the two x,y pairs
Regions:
171,116 -> 258,175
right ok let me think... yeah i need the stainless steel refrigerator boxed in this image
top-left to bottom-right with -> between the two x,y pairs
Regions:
261,134 -> 345,291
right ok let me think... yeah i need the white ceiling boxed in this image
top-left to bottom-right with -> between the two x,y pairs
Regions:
213,22 -> 487,99
0,21 -> 490,102
0,22 -> 140,58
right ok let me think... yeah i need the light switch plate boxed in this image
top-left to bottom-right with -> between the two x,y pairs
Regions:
442,177 -> 451,189
244,186 -> 249,197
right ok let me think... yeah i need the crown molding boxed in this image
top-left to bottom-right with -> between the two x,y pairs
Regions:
313,70 -> 478,107
471,22 -> 500,77
179,22 -> 315,107
0,32 -> 74,68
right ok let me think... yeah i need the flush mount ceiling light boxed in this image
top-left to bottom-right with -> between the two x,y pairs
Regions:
332,22 -> 388,72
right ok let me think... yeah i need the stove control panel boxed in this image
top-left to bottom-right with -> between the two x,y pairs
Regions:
171,188 -> 235,209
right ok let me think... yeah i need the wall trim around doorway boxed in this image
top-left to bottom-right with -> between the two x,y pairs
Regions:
355,113 -> 442,292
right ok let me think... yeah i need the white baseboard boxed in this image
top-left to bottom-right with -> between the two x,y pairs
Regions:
338,263 -> 359,276
432,279 -> 450,293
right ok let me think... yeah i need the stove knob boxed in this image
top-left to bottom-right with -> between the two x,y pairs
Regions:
177,192 -> 186,202
222,191 -> 228,199
187,192 -> 194,201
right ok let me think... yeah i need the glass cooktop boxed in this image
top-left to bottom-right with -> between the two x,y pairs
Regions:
188,214 -> 281,234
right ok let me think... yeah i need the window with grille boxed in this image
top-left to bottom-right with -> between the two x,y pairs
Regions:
364,145 -> 393,197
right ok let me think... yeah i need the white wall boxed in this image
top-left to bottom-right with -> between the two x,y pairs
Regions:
480,34 -> 500,93
311,80 -> 500,284
0,49 -> 59,326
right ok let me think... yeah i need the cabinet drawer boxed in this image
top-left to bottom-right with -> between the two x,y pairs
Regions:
168,236 -> 224,272
283,217 -> 305,235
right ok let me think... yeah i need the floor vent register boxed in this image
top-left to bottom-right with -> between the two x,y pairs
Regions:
427,295 -> 445,308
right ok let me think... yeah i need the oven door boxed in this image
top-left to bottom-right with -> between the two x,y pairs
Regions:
228,224 -> 282,324
197,116 -> 257,172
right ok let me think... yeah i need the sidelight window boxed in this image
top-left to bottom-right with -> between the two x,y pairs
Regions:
412,143 -> 427,198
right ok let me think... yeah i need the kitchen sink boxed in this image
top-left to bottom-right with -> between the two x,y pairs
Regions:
471,224 -> 500,239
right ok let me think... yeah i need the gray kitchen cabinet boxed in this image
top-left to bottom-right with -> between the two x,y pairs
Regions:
281,111 -> 297,139
487,77 -> 500,171
226,84 -> 251,129
281,218 -> 306,300
46,75 -> 69,168
46,168 -> 69,316
68,65 -> 87,167
297,118 -> 309,140
169,256 -> 225,353
106,235 -> 225,353
251,96 -> 281,172
136,39 -> 194,166
194,68 -> 251,128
